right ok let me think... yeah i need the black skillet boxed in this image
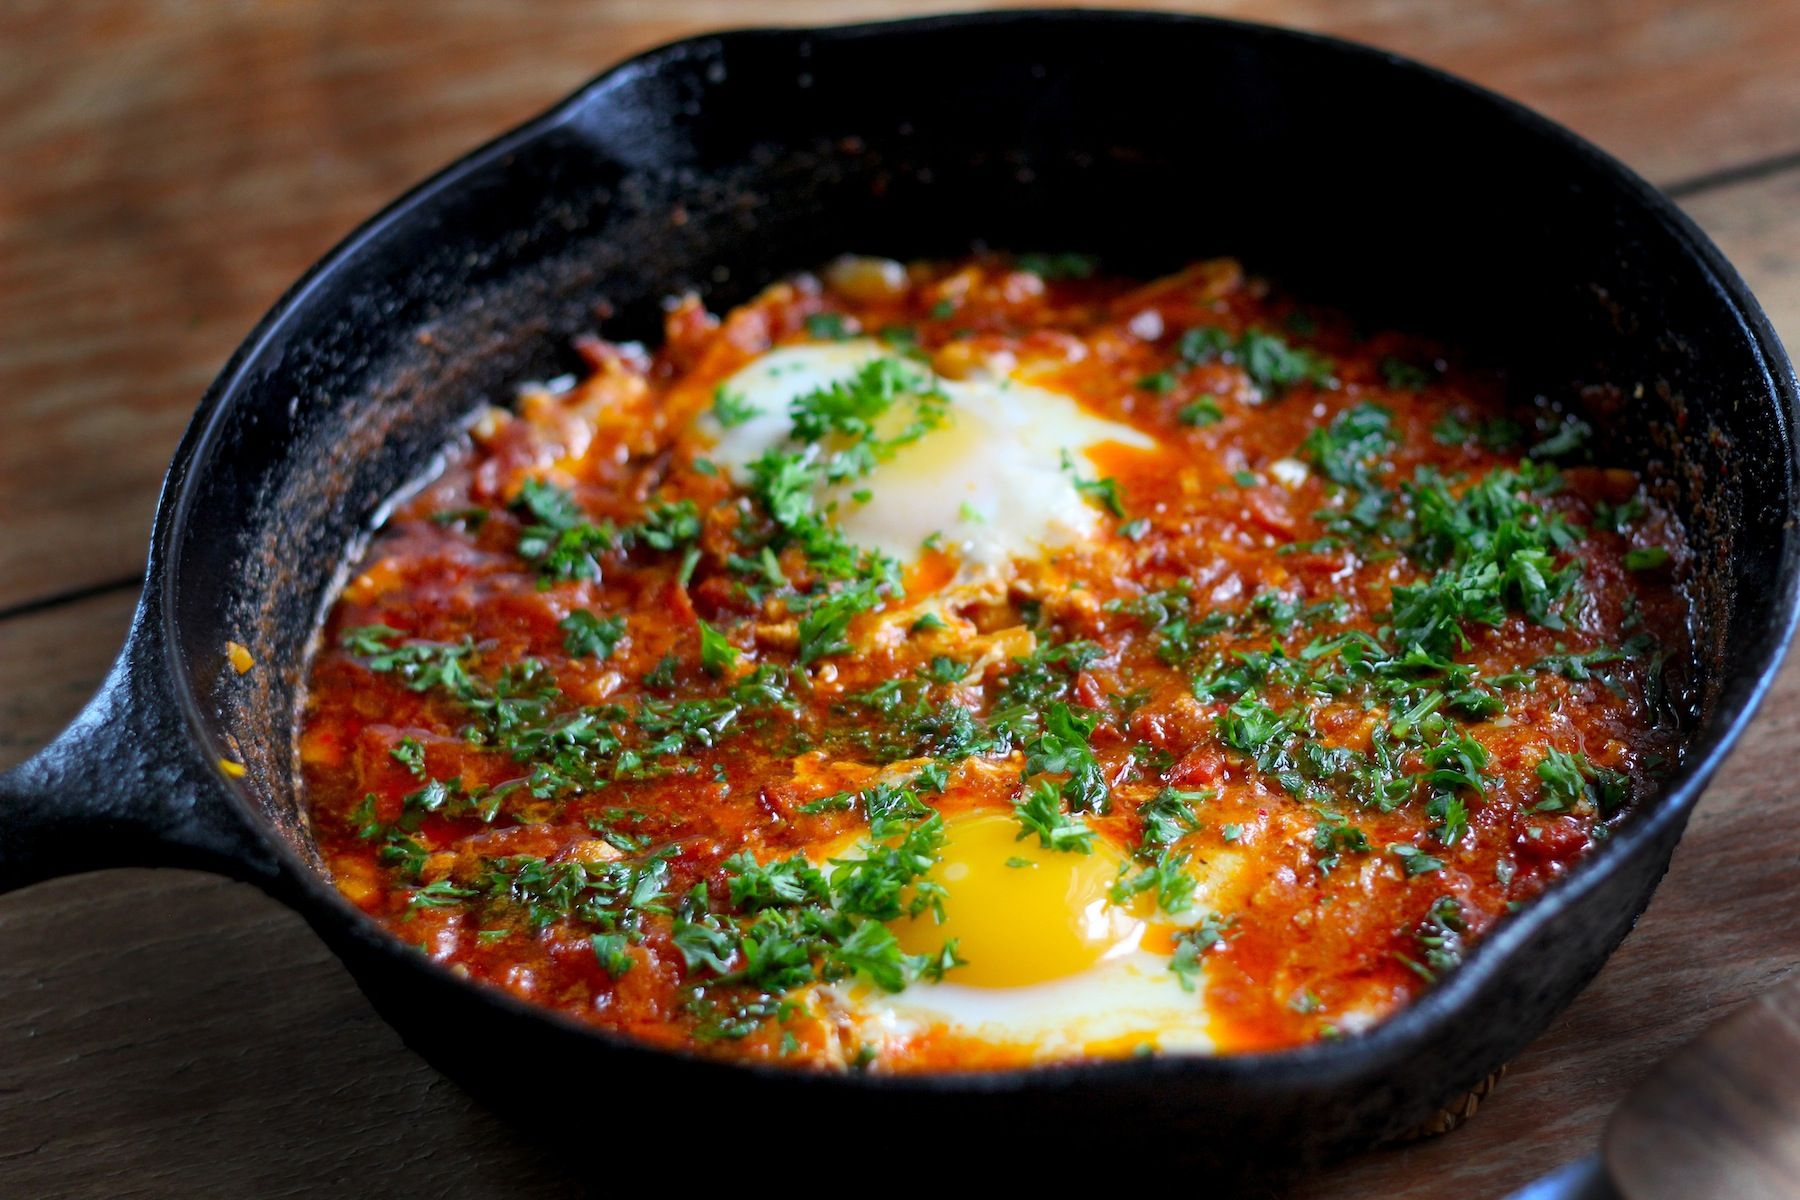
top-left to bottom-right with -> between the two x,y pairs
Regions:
3,9 -> 1797,1178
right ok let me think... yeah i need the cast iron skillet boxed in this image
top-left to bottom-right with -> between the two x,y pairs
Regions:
2,8 -> 1796,1177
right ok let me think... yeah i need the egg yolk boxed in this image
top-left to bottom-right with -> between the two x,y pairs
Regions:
894,811 -> 1145,988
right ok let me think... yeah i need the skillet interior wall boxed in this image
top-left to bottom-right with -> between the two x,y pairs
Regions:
177,14 -> 1776,868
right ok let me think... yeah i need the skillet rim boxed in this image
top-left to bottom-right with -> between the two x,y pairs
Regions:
154,7 -> 1800,1095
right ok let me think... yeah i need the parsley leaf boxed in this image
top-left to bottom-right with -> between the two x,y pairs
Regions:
697,620 -> 739,676
1178,395 -> 1224,426
560,610 -> 626,660
1179,326 -> 1334,395
712,385 -> 756,427
1013,780 -> 1096,853
1301,403 -> 1395,491
1169,914 -> 1236,991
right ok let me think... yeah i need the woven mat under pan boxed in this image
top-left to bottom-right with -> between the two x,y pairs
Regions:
1398,1067 -> 1509,1141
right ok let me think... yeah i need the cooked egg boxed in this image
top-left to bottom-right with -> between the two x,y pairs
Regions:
702,340 -> 1154,578
893,811 -> 1145,986
819,810 -> 1238,1061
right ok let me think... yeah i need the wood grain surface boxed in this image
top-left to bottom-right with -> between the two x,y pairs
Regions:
3,3 -> 1798,1196
1604,970 -> 1800,1200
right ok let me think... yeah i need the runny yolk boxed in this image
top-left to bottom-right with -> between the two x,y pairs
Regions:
893,811 -> 1145,988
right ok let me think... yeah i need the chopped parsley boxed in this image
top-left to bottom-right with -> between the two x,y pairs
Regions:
1178,395 -> 1224,426
560,610 -> 626,659
712,385 -> 756,427
1169,913 -> 1236,991
1013,780 -> 1096,853
1023,702 -> 1110,815
389,737 -> 427,779
1061,449 -> 1127,518
1301,403 -> 1394,491
1178,325 -> 1334,395
1535,748 -> 1630,814
510,481 -> 701,587
797,577 -> 884,665
697,620 -> 739,676
1529,412 -> 1593,460
805,312 -> 853,340
1396,896 -> 1466,983
1389,842 -> 1445,876
1014,251 -> 1098,280
1138,787 -> 1208,849
910,612 -> 946,634
1379,357 -> 1433,391
1311,809 -> 1371,873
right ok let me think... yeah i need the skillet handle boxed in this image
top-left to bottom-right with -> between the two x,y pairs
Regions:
0,599 -> 277,895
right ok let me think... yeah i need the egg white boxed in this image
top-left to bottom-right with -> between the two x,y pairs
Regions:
702,340 -> 1154,579
818,950 -> 1217,1061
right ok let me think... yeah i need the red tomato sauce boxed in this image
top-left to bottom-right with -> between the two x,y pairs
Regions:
299,255 -> 1689,1071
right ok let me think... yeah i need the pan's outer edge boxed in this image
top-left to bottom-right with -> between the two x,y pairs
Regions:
140,5 -> 1800,1122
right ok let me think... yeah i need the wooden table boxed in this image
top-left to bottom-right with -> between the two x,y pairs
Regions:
3,2 -> 1798,1194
